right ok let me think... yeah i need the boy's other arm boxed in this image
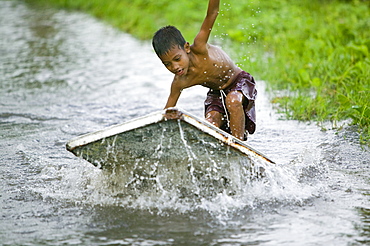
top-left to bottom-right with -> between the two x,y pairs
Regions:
164,80 -> 182,109
192,0 -> 220,53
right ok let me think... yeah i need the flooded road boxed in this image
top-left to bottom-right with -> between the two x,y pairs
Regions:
1,1 -> 369,245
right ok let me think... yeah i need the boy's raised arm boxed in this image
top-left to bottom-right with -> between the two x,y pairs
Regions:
192,0 -> 220,53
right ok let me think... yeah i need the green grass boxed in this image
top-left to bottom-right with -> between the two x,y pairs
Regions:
26,0 -> 370,144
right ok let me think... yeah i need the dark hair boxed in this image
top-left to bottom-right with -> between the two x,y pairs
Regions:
152,26 -> 186,57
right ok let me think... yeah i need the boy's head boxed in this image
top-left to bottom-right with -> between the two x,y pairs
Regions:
152,26 -> 186,57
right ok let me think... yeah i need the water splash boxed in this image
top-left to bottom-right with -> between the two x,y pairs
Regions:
42,139 -> 327,221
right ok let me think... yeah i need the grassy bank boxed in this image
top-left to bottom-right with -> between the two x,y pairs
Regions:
27,0 -> 369,144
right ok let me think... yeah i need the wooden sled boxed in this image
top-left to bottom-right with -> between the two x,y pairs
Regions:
66,108 -> 275,197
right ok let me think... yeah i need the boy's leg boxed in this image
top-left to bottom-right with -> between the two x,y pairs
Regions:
225,91 -> 245,140
204,89 -> 226,129
205,111 -> 224,128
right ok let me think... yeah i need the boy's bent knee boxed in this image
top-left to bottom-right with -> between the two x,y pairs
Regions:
226,91 -> 244,110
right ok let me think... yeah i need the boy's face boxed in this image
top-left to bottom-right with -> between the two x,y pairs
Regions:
159,43 -> 190,76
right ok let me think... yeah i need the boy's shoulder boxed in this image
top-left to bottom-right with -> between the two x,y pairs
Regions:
190,43 -> 227,63
190,43 -> 214,55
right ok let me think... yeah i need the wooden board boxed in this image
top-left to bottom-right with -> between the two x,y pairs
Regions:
66,108 -> 275,196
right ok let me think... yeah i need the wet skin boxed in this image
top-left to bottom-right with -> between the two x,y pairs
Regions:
159,0 -> 247,140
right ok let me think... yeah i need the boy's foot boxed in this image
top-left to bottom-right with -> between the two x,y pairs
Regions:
243,131 -> 248,141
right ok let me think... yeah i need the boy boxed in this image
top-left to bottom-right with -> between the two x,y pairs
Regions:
152,0 -> 256,141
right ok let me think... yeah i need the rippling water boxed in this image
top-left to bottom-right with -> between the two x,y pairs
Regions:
1,1 -> 369,245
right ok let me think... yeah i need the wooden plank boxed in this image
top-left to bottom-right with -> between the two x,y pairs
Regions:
66,108 -> 275,196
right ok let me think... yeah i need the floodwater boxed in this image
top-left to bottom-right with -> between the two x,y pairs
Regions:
1,1 -> 369,245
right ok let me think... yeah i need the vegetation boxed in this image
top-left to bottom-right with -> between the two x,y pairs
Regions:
27,0 -> 369,144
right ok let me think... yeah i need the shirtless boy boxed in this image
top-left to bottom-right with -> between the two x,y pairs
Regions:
152,0 -> 257,141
